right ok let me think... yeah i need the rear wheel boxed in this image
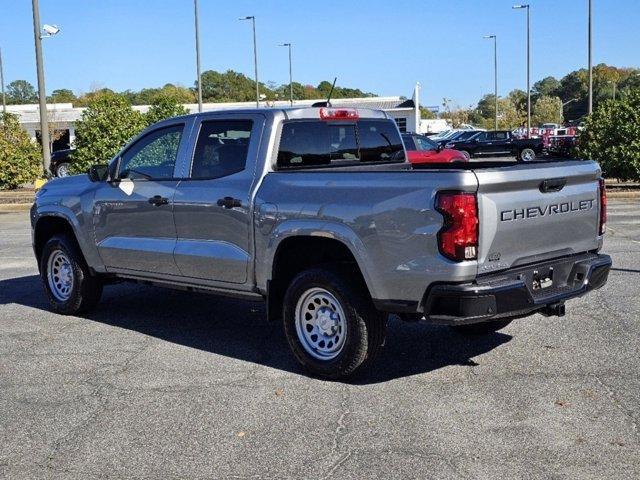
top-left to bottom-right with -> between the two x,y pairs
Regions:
283,266 -> 386,379
459,150 -> 471,161
40,234 -> 103,315
519,148 -> 536,161
451,319 -> 512,335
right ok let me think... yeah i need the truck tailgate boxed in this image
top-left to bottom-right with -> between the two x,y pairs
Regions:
474,160 -> 602,275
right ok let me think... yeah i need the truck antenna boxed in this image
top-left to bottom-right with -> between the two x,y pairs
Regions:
326,77 -> 337,107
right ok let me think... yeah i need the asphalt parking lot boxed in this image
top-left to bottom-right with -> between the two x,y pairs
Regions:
1,199 -> 639,479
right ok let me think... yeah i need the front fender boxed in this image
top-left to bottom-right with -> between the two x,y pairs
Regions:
32,204 -> 104,272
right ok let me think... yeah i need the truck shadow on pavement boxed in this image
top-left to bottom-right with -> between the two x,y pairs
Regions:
1,274 -> 512,384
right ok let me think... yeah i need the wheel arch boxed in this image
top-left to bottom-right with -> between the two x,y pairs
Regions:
266,232 -> 374,322
33,214 -> 84,271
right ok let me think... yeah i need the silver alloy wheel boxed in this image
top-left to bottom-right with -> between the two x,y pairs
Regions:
56,163 -> 71,177
47,250 -> 74,301
521,148 -> 536,161
295,287 -> 347,361
460,150 -> 471,161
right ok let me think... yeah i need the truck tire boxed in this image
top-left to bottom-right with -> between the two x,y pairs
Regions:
40,234 -> 103,315
519,148 -> 536,161
450,319 -> 512,335
282,266 -> 386,379
55,163 -> 71,177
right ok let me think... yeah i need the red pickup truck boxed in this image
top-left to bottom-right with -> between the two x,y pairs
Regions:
401,133 -> 467,164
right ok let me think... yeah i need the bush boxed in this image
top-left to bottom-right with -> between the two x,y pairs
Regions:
576,90 -> 640,181
0,113 -> 42,189
145,96 -> 189,126
71,92 -> 146,174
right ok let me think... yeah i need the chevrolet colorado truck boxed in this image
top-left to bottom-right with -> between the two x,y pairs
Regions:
446,130 -> 544,161
31,107 -> 611,379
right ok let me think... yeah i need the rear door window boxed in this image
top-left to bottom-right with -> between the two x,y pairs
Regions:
277,119 -> 404,169
190,120 -> 253,179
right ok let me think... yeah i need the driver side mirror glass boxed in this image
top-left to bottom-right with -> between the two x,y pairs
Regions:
87,164 -> 109,182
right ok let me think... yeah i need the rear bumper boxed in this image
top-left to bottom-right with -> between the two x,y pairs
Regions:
422,253 -> 611,325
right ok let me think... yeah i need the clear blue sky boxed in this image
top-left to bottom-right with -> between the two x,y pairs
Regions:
1,0 -> 639,107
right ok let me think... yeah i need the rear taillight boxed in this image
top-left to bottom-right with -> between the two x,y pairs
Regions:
319,108 -> 359,120
599,178 -> 607,235
436,192 -> 478,261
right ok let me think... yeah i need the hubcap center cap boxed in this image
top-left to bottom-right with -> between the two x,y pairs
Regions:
316,307 -> 338,336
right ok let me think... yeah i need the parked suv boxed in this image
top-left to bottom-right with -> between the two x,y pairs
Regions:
446,130 -> 544,161
31,107 -> 610,379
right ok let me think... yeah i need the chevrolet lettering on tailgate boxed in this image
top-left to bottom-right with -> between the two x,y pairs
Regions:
500,199 -> 595,222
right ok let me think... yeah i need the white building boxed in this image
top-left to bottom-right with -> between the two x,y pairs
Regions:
7,94 -> 420,152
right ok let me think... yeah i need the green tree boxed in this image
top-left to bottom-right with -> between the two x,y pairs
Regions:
71,91 -> 146,173
507,89 -> 527,117
576,90 -> 640,181
532,76 -> 560,101
74,88 -> 119,107
420,106 -> 436,119
532,95 -> 563,126
198,70 -> 264,102
6,80 -> 37,104
48,89 -> 77,104
0,113 -> 42,189
145,95 -> 189,126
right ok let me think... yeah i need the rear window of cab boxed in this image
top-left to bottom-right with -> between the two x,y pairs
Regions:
277,119 -> 405,169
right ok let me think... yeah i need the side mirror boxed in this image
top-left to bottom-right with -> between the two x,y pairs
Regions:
437,144 -> 444,152
87,164 -> 109,182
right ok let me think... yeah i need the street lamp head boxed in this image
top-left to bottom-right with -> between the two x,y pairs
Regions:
278,43 -> 291,47
483,35 -> 496,39
512,4 -> 529,8
239,16 -> 254,20
42,24 -> 60,37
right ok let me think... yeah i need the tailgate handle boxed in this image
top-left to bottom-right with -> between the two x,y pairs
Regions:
540,178 -> 567,193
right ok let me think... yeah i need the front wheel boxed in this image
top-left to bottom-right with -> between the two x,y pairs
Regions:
56,163 -> 71,177
283,266 -> 386,379
40,234 -> 103,315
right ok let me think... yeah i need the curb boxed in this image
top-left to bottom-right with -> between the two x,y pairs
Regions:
0,203 -> 32,212
607,191 -> 640,199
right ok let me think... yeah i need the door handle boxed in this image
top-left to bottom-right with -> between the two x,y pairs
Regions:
540,178 -> 567,193
217,196 -> 242,209
148,195 -> 169,206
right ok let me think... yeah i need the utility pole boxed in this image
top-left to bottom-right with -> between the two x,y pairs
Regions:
484,35 -> 498,130
513,4 -> 531,135
240,16 -> 259,108
0,47 -> 6,115
194,0 -> 203,112
588,0 -> 593,114
31,0 -> 51,174
279,43 -> 293,106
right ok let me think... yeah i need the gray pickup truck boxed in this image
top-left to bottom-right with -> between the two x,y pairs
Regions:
31,107 -> 611,378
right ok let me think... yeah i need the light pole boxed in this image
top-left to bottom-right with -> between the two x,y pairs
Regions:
31,0 -> 59,174
483,35 -> 497,130
278,43 -> 293,106
194,0 -> 203,112
240,16 -> 259,108
513,4 -> 531,136
588,0 -> 593,114
0,47 -> 6,115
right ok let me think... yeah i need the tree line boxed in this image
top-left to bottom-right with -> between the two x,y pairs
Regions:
425,63 -> 640,128
2,70 -> 374,107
